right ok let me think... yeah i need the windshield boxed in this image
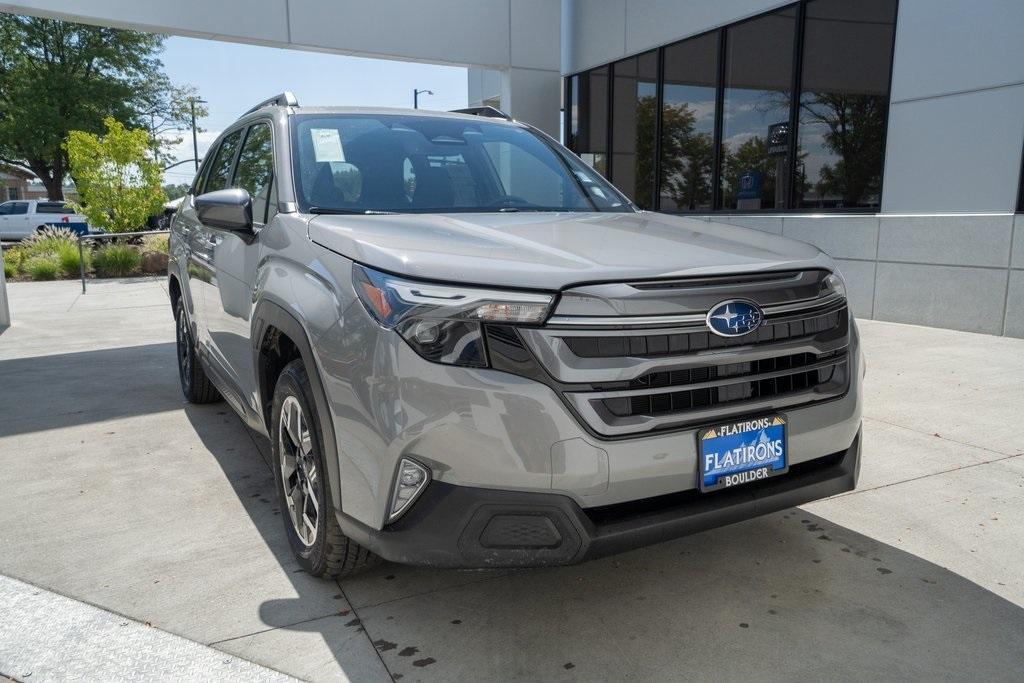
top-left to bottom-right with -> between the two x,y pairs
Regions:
291,114 -> 632,214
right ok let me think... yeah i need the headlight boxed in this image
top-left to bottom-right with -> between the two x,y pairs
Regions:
821,271 -> 847,299
353,264 -> 553,367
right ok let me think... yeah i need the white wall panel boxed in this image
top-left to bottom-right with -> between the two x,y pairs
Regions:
881,85 -> 1024,213
890,0 -> 1024,102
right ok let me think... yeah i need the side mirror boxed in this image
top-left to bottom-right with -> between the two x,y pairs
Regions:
195,188 -> 253,233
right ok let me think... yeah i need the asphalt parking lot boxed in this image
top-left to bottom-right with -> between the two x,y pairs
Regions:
1,278 -> 1022,681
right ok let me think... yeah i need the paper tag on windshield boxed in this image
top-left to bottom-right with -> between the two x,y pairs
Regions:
311,128 -> 345,162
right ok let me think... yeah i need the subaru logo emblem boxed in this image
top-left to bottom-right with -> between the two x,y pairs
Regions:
706,300 -> 763,337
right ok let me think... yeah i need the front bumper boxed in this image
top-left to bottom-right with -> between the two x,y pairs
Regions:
338,430 -> 860,567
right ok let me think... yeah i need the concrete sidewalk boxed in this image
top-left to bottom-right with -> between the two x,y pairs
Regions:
1,278 -> 1022,681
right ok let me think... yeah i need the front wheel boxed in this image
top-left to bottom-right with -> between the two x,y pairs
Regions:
271,359 -> 379,577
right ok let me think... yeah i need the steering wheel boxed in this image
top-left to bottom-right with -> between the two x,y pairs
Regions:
486,195 -> 535,208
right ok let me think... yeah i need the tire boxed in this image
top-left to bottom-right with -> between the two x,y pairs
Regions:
174,298 -> 221,404
271,359 -> 379,578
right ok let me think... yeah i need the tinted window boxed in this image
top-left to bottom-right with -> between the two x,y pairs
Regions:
795,0 -> 896,209
720,7 -> 796,210
233,123 -> 275,223
36,202 -> 67,214
611,51 -> 658,208
204,130 -> 243,193
0,202 -> 12,215
660,32 -> 719,211
292,114 -> 630,214
568,67 -> 609,176
8,202 -> 28,215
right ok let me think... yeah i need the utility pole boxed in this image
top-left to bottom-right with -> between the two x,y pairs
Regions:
190,99 -> 199,171
413,89 -> 434,109
150,112 -> 159,164
188,96 -> 207,171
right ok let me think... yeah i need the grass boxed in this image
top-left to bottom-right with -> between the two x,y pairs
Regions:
23,254 -> 60,280
20,227 -> 78,259
56,242 -> 91,277
93,243 -> 141,278
141,233 -> 169,254
3,255 -> 15,279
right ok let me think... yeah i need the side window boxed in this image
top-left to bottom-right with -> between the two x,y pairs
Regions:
232,123 -> 275,224
9,202 -> 28,215
192,155 -> 213,195
0,202 -> 12,215
204,129 -> 243,193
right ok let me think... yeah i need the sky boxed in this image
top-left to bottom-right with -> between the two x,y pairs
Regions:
158,36 -> 468,186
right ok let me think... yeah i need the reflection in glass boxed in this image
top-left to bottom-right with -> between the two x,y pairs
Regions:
796,0 -> 896,209
611,51 -> 657,208
568,67 -> 609,176
235,124 -> 274,223
720,8 -> 796,210
660,32 -> 718,211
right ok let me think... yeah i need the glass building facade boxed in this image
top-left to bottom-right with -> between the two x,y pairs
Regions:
566,0 -> 898,213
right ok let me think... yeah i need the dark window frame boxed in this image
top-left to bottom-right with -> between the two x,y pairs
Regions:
564,0 -> 899,215
1018,145 -> 1024,213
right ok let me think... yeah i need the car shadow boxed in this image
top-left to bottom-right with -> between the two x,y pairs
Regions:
0,343 -> 180,438
183,387 -> 1024,680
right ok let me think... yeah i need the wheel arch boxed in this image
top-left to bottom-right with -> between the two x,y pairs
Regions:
252,299 -> 344,514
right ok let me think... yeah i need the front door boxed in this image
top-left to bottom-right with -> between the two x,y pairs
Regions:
185,128 -> 244,357
204,122 -> 277,417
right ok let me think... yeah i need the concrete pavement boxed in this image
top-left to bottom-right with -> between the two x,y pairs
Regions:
0,278 -> 1022,681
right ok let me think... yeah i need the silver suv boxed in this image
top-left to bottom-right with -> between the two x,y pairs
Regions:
170,92 -> 862,576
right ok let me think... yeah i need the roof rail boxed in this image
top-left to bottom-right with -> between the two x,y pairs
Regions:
450,106 -> 512,121
244,91 -> 299,116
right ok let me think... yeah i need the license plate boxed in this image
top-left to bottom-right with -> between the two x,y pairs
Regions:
698,415 -> 788,492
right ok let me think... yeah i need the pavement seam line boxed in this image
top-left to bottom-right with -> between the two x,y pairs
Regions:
336,579 -> 394,680
862,414 -> 1017,457
824,450 -> 1024,499
206,608 -> 353,647
349,570 -> 514,612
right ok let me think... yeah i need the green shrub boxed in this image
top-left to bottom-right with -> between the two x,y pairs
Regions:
21,226 -> 78,259
3,254 -> 15,279
24,254 -> 60,280
93,243 -> 141,277
56,242 -> 91,277
141,233 -> 169,254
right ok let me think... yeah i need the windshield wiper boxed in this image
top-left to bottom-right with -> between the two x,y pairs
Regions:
309,206 -> 399,215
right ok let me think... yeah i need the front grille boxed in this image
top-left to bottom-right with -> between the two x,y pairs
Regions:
563,307 -> 844,359
508,274 -> 853,437
602,351 -> 844,418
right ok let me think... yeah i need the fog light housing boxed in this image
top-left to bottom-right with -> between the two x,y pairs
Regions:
388,458 -> 430,522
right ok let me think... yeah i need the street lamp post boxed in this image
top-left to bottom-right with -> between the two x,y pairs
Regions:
188,97 -> 207,171
413,89 -> 434,109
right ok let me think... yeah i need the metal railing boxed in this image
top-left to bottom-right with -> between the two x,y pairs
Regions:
78,230 -> 170,294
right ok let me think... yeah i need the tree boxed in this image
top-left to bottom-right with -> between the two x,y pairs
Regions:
138,82 -> 208,165
800,93 -> 886,207
65,117 -> 166,233
161,183 -> 191,201
0,15 -> 198,199
656,101 -> 715,211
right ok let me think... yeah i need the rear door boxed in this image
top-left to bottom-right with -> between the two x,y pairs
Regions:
204,121 -> 277,415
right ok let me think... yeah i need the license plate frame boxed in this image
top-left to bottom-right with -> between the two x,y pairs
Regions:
697,414 -> 789,493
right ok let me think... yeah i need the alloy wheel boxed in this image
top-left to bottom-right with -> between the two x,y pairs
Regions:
279,395 -> 320,547
176,308 -> 192,388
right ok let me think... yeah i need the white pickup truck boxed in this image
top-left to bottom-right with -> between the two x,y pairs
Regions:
0,200 -> 90,241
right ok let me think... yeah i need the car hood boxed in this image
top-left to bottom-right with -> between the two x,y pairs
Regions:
307,211 -> 831,291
